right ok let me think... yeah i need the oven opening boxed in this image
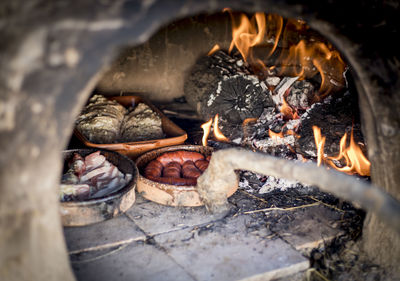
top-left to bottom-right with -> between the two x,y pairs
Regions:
64,11 -> 376,281
2,2 -> 398,280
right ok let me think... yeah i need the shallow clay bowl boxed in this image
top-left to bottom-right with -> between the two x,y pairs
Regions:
61,149 -> 138,226
135,145 -> 238,207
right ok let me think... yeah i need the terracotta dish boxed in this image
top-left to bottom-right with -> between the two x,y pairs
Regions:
135,145 -> 238,207
61,149 -> 138,226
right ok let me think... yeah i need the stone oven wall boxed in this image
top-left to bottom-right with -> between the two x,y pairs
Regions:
0,0 -> 398,280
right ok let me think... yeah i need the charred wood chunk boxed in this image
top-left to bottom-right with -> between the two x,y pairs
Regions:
286,80 -> 315,110
202,75 -> 271,123
184,50 -> 273,124
296,92 -> 365,157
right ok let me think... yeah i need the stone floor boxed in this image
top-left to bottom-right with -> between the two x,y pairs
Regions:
64,189 -> 349,281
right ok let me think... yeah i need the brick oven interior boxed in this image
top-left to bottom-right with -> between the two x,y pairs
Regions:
0,1 -> 399,281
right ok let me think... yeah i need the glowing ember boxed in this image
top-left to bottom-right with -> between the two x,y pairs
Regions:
213,114 -> 229,142
268,129 -> 283,139
201,114 -> 230,146
242,118 -> 258,127
201,118 -> 212,146
312,126 -> 370,176
208,44 -> 221,56
280,98 -> 299,120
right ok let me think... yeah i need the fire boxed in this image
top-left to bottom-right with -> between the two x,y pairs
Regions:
242,118 -> 258,126
213,114 -> 230,142
312,126 -> 370,176
280,98 -> 299,120
279,39 -> 346,98
201,118 -> 212,146
312,126 -> 326,167
201,114 -> 230,146
208,44 -> 221,56
217,10 -> 346,99
225,9 -> 266,62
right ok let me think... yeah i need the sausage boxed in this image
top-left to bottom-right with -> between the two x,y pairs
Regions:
156,151 -> 204,166
182,160 -> 202,179
194,159 -> 209,172
144,150 -> 211,185
147,176 -> 197,186
163,161 -> 181,178
144,159 -> 163,178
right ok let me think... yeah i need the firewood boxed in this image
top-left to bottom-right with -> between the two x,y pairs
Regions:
184,50 -> 274,124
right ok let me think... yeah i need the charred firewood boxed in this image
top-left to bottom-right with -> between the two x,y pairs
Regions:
184,50 -> 274,124
296,91 -> 365,158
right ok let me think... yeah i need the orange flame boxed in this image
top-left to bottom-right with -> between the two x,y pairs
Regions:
312,126 -> 370,176
224,9 -> 284,69
280,98 -> 299,120
312,126 -> 326,167
286,129 -> 301,139
201,118 -> 213,146
224,11 -> 346,98
279,40 -> 346,98
226,10 -> 266,62
208,44 -> 221,56
213,114 -> 230,142
242,117 -> 258,127
201,114 -> 230,146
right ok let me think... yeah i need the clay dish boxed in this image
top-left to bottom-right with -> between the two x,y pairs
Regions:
135,145 -> 238,207
61,149 -> 138,226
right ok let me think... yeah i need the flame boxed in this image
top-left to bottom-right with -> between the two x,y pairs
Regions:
312,126 -> 370,176
312,126 -> 326,166
213,114 -> 230,142
242,118 -> 258,126
224,9 -> 284,69
223,11 -> 346,98
201,118 -> 213,146
201,114 -> 230,146
286,129 -> 301,139
278,40 -> 346,98
226,10 -> 266,62
326,129 -> 371,176
280,98 -> 299,120
208,44 -> 221,56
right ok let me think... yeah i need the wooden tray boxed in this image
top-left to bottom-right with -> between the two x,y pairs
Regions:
74,96 -> 187,159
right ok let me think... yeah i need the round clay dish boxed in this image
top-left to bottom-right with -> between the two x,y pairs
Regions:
135,145 -> 238,207
61,149 -> 138,226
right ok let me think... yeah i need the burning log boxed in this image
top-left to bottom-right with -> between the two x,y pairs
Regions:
184,50 -> 274,124
196,148 -> 400,234
296,92 -> 365,158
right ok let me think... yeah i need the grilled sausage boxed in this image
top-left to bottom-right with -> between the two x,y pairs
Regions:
194,159 -> 209,172
156,151 -> 204,166
144,159 -> 163,178
162,161 -> 181,178
182,160 -> 202,179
